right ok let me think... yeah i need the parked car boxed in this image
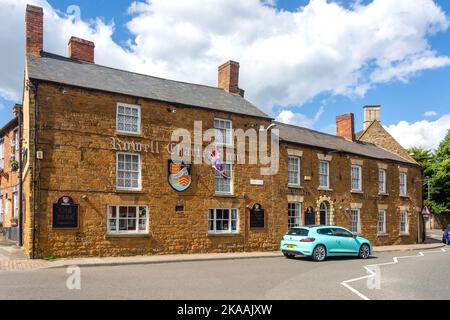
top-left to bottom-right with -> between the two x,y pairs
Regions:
442,225 -> 450,245
280,225 -> 372,262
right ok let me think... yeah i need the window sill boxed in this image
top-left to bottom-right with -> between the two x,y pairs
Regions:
116,189 -> 144,194
377,233 -> 388,237
106,233 -> 150,239
318,187 -> 333,191
288,184 -> 303,189
208,233 -> 240,237
214,193 -> 236,198
400,233 -> 410,237
400,195 -> 409,199
351,190 -> 363,194
378,193 -> 389,196
116,131 -> 143,138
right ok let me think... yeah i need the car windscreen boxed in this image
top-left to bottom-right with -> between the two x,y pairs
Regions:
287,228 -> 309,236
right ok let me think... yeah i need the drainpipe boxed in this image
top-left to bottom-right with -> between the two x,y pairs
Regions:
31,80 -> 39,259
18,103 -> 23,247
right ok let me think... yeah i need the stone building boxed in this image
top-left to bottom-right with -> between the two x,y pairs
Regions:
15,5 -> 422,259
0,105 -> 21,240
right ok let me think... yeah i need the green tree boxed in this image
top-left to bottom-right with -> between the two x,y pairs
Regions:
428,130 -> 450,214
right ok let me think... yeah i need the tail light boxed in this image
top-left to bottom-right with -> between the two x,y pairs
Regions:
447,231 -> 450,235
300,237 -> 316,243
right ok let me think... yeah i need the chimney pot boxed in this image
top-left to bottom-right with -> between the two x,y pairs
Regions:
26,5 -> 44,56
336,113 -> 356,142
12,104 -> 21,118
68,36 -> 95,63
218,60 -> 243,97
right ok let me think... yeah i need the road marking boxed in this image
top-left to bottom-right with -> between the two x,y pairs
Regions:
341,248 -> 448,300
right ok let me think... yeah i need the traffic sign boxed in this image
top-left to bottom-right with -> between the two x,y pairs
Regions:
421,206 -> 431,216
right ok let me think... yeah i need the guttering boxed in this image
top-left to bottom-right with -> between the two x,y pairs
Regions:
18,104 -> 23,247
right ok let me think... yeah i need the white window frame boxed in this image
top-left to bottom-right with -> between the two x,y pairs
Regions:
116,103 -> 141,135
116,152 -> 141,191
107,205 -> 149,235
214,118 -> 233,147
288,156 -> 301,186
400,211 -> 409,235
351,209 -> 361,234
319,160 -> 330,189
288,202 -> 302,229
0,138 -> 4,171
378,210 -> 387,234
214,163 -> 233,195
351,165 -> 362,192
379,169 -> 387,194
399,172 -> 407,196
208,208 -> 239,234
13,191 -> 18,219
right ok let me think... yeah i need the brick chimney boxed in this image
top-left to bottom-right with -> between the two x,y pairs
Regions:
218,61 -> 244,97
363,105 -> 381,130
336,113 -> 355,142
26,5 -> 43,56
68,37 -> 95,63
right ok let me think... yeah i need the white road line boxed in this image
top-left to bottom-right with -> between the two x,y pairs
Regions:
341,248 -> 448,300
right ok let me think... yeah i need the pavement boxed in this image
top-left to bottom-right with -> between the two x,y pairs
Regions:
0,230 -> 446,272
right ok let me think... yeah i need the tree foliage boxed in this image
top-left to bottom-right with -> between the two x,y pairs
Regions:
409,130 -> 450,214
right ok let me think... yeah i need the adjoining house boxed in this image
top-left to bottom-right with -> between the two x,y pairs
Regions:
9,5 -> 423,259
0,105 -> 21,241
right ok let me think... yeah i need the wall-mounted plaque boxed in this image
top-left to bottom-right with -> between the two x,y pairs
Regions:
250,203 -> 265,229
52,196 -> 79,229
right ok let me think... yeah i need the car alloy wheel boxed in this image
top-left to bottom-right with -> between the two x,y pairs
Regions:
359,244 -> 370,259
312,245 -> 326,262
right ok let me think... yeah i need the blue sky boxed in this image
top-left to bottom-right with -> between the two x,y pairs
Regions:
1,0 -> 449,149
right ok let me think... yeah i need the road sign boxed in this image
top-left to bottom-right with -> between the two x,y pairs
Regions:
421,206 -> 431,216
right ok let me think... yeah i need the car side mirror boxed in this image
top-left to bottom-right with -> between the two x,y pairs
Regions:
352,232 -> 358,238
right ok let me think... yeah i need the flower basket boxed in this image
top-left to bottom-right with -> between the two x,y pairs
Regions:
10,160 -> 19,172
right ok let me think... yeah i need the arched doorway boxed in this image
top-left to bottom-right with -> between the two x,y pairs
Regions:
319,202 -> 330,225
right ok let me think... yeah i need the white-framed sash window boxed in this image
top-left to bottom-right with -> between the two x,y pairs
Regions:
288,156 -> 300,186
0,138 -> 4,170
116,103 -> 141,134
378,210 -> 387,234
288,202 -> 302,228
319,161 -> 330,188
116,152 -> 141,191
351,209 -> 361,234
351,165 -> 362,192
399,173 -> 407,196
214,163 -> 233,195
107,205 -> 148,234
214,118 -> 233,146
208,208 -> 238,234
400,211 -> 409,234
379,169 -> 387,194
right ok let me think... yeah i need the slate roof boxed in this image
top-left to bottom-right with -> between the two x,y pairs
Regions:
26,53 -> 271,119
275,122 -> 418,165
0,117 -> 18,138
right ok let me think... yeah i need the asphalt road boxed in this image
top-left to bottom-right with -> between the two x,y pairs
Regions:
0,248 -> 448,300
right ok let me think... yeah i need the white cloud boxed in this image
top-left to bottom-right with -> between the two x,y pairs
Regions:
0,0 -> 449,117
276,106 -> 325,128
424,110 -> 437,117
384,115 -> 450,150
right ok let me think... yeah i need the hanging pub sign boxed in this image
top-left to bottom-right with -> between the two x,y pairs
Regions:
250,203 -> 265,229
168,160 -> 193,192
52,196 -> 79,229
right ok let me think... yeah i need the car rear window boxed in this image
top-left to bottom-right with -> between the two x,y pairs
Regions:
287,228 -> 309,236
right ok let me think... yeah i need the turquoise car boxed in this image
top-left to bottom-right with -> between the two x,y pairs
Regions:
280,226 -> 372,262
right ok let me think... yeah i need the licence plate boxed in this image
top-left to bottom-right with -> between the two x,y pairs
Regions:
285,245 -> 296,249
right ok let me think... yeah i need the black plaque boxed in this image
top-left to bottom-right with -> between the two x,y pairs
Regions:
52,196 -> 79,229
250,203 -> 265,228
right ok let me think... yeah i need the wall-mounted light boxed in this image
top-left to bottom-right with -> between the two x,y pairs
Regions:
58,85 -> 67,94
167,107 -> 177,114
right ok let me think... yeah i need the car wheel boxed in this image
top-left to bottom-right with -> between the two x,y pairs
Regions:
358,244 -> 371,259
283,253 -> 295,259
312,245 -> 326,262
